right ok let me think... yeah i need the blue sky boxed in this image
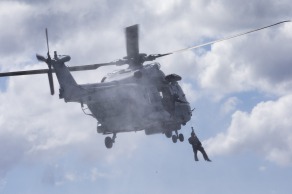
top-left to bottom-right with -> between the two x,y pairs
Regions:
0,0 -> 292,193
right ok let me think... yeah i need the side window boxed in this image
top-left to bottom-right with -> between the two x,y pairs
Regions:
160,87 -> 171,100
145,87 -> 161,104
101,77 -> 106,83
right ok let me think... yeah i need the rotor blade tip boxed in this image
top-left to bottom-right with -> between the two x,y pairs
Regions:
281,20 -> 291,23
36,54 -> 46,62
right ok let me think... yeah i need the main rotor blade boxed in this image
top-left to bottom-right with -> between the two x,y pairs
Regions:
125,24 -> 139,58
166,20 -> 291,55
0,62 -> 116,77
67,62 -> 117,71
45,28 -> 50,56
47,70 -> 54,95
0,69 -> 50,77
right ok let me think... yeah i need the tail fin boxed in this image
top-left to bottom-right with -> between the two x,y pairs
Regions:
51,52 -> 81,102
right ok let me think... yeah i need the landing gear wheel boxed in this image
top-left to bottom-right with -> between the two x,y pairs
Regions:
178,134 -> 184,142
165,130 -> 172,138
105,136 -> 113,149
172,135 -> 178,143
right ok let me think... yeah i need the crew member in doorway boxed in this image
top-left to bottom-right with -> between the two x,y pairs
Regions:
188,127 -> 211,162
173,93 -> 187,103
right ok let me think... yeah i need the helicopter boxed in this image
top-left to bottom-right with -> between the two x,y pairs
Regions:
0,21 -> 289,148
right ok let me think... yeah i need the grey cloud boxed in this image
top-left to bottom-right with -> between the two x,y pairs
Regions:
0,73 -> 142,179
0,132 -> 30,178
42,164 -> 64,186
239,31 -> 292,84
1,0 -> 292,185
196,22 -> 292,98
205,94 -> 292,166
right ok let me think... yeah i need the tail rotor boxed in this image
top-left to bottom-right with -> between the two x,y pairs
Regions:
36,28 -> 55,95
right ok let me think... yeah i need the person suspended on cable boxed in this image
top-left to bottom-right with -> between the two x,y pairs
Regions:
188,127 -> 211,162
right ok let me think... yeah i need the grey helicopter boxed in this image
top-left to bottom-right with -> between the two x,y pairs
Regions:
0,21 -> 289,148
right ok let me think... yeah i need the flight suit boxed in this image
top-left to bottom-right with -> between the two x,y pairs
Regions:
188,131 -> 211,162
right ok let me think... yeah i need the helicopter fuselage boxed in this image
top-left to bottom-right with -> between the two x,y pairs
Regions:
51,56 -> 192,137
34,53 -> 192,148
78,63 -> 192,136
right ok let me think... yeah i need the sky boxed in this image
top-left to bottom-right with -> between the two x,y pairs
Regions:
0,0 -> 292,193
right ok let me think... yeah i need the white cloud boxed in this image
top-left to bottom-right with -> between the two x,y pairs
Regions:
90,167 -> 117,181
196,21 -> 292,99
181,82 -> 199,104
0,0 -> 292,192
259,165 -> 267,172
0,178 -> 6,191
220,96 -> 240,116
0,73 -> 141,178
205,94 -> 292,166
64,172 -> 77,182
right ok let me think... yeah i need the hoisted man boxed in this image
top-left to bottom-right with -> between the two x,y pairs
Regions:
188,127 -> 211,162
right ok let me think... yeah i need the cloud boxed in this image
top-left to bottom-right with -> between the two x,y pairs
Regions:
0,1 -> 292,191
205,94 -> 292,166
181,82 -> 199,104
220,96 -> 240,116
0,132 -> 30,177
0,72 -> 142,179
196,21 -> 292,99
